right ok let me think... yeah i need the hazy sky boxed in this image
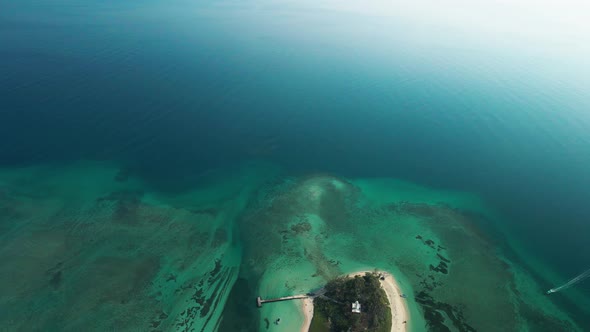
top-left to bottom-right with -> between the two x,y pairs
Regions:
221,0 -> 587,58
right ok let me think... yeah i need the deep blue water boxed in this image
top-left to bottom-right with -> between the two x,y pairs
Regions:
2,0 -> 590,303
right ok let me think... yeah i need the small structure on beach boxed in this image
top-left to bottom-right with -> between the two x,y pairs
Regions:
352,300 -> 361,313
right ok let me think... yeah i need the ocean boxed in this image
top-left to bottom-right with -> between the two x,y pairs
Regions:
1,0 -> 589,331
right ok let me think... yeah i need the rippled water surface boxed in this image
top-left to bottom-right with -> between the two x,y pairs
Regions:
1,0 -> 590,330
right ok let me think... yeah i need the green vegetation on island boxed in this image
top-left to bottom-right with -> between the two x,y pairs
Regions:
310,272 -> 392,332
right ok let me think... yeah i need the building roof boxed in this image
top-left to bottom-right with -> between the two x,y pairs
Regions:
352,300 -> 361,313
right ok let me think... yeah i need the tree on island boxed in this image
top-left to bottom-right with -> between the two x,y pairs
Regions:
311,272 -> 392,332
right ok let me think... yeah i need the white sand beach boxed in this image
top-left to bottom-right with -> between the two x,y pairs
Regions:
300,297 -> 314,332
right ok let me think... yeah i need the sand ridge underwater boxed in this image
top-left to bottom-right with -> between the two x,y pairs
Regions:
0,161 -> 586,331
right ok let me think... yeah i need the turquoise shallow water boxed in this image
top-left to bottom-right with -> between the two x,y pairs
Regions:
236,172 -> 587,331
0,162 -> 276,330
2,0 -> 590,330
0,162 -> 587,331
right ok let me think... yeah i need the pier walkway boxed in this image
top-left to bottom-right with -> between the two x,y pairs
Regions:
256,295 -> 308,307
256,288 -> 326,307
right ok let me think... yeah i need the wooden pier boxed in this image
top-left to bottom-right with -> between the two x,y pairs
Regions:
256,295 -> 308,307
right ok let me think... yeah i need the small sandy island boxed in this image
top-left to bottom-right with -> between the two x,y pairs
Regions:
300,270 -> 409,332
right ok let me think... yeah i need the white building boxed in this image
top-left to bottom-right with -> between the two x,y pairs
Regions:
351,300 -> 361,313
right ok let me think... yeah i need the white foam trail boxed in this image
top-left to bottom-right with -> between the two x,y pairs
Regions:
547,268 -> 590,294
